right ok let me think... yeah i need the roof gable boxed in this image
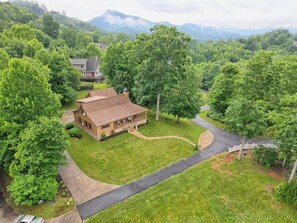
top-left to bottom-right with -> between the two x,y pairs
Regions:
87,88 -> 117,98
82,94 -> 131,114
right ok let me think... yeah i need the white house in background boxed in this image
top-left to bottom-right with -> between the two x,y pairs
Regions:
70,58 -> 103,82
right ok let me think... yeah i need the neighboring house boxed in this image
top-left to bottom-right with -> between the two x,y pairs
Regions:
70,58 -> 103,81
73,88 -> 148,140
95,43 -> 108,50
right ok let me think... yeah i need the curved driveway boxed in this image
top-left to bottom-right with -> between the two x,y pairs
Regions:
77,114 -> 271,220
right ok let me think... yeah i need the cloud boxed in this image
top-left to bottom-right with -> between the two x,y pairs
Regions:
21,0 -> 297,28
104,13 -> 150,27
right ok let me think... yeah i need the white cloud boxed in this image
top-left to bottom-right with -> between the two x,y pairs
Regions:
12,0 -> 297,28
104,13 -> 150,27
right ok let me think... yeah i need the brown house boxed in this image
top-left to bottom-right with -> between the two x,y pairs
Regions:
73,88 -> 148,140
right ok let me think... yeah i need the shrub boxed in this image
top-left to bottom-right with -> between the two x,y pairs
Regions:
101,133 -> 107,140
254,144 -> 278,168
111,130 -> 115,135
78,83 -> 94,90
275,181 -> 297,207
8,175 -> 58,206
65,122 -> 74,130
68,127 -> 82,138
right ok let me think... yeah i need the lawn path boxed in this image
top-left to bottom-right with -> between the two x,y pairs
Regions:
130,130 -> 196,147
76,114 -> 272,220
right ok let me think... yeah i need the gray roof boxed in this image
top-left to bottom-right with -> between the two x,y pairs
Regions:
70,59 -> 99,72
70,59 -> 88,65
86,59 -> 99,72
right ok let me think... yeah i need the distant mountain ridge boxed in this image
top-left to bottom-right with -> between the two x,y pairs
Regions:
89,10 -> 297,41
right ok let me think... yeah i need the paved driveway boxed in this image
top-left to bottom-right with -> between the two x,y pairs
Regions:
46,209 -> 82,223
0,192 -> 18,223
59,152 -> 119,206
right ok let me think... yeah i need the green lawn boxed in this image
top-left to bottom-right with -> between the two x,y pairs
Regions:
140,111 -> 205,144
61,83 -> 108,110
199,110 -> 225,129
87,152 -> 297,223
68,113 -> 205,185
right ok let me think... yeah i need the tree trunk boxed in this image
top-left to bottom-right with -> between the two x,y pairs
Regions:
282,153 -> 287,167
177,116 -> 180,123
237,135 -> 246,160
156,93 -> 160,121
289,159 -> 297,183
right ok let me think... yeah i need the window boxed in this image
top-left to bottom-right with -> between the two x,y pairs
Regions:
84,121 -> 87,127
101,123 -> 109,129
88,123 -> 92,130
80,65 -> 83,68
78,117 -> 82,124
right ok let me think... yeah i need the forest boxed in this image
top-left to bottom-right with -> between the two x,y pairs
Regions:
0,0 -> 296,207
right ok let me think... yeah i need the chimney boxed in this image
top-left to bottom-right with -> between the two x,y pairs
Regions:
123,88 -> 129,98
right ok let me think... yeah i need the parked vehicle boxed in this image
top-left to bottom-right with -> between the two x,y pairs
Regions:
13,215 -> 44,223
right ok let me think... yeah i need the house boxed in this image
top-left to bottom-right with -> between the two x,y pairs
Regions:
73,88 -> 148,140
70,58 -> 103,81
95,43 -> 108,50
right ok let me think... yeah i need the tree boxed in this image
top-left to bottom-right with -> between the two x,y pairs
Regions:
75,32 -> 92,49
10,117 -> 68,178
86,42 -> 102,59
0,57 -> 60,169
241,51 -> 282,106
0,48 -> 9,70
269,94 -> 297,182
42,14 -> 59,39
23,38 -> 43,58
224,98 -> 267,160
162,64 -> 202,122
8,117 -> 68,206
209,63 -> 239,120
133,25 -> 191,120
8,174 -> 58,206
101,41 -> 136,97
46,51 -> 80,104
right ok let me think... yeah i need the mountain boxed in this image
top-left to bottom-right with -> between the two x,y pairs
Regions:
89,10 -> 153,35
89,10 -> 297,41
11,0 -> 105,33
89,10 -> 242,41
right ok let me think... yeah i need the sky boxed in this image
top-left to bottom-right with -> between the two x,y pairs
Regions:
20,0 -> 297,28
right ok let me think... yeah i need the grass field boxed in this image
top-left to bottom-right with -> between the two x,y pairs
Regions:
199,110 -> 225,129
87,152 -> 297,223
68,113 -> 205,185
61,83 -> 107,110
140,111 -> 205,144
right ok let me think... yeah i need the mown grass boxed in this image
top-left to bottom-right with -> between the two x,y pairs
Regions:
1,173 -> 75,219
87,152 -> 297,223
140,111 -> 205,144
61,83 -> 108,110
199,110 -> 225,129
68,113 -> 205,185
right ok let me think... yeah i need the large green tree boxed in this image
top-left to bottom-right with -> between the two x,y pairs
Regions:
269,94 -> 297,182
8,117 -> 68,205
224,98 -> 267,160
162,64 -> 202,122
133,25 -> 191,120
101,41 -> 136,97
42,14 -> 59,39
209,63 -> 239,120
0,57 -> 60,169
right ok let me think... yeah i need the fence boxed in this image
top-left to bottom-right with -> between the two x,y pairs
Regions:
228,143 -> 277,154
